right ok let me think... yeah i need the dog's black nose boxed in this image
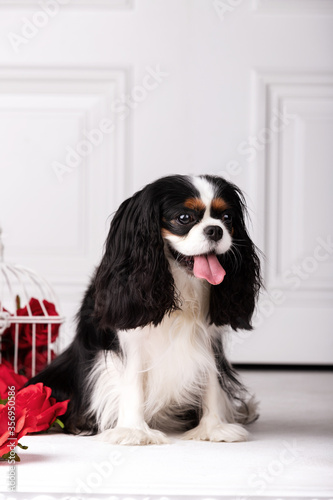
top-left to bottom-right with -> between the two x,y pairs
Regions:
204,225 -> 223,242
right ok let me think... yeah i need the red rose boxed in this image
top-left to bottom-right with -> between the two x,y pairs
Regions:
0,327 -> 14,353
23,349 -> 56,379
0,404 -> 11,456
0,361 -> 28,400
0,305 -> 13,352
15,383 -> 69,435
12,298 -> 60,349
0,382 -> 69,459
0,403 -> 27,457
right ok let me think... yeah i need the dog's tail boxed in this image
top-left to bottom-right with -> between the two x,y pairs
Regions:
25,341 -> 98,435
26,345 -> 74,400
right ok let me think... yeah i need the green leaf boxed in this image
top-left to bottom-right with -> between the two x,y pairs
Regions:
17,443 -> 28,450
0,451 -> 21,462
0,397 -> 8,405
0,442 -> 28,462
53,418 -> 65,429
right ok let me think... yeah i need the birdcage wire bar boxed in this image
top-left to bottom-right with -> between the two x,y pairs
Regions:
0,228 -> 64,378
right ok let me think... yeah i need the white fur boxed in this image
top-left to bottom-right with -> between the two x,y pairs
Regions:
182,369 -> 248,443
86,176 -> 248,445
192,175 -> 216,210
164,218 -> 232,257
163,175 -> 232,257
87,254 -> 248,445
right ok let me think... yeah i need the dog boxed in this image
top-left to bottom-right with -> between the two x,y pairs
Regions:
28,174 -> 261,445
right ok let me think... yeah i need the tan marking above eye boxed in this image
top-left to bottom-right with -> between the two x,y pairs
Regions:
211,198 -> 229,212
184,197 -> 206,211
161,228 -> 174,238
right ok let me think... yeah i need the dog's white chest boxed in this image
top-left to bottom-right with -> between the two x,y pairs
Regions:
139,271 -> 215,418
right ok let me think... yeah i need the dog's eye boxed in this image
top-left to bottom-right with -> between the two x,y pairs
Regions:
222,213 -> 232,224
177,214 -> 193,225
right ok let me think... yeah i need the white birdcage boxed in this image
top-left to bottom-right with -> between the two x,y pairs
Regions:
0,227 -> 64,378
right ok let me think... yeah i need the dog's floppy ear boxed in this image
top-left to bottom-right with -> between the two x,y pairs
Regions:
209,190 -> 262,331
94,185 -> 178,331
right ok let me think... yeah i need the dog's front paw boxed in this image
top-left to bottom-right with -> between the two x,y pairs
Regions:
97,426 -> 170,446
182,422 -> 248,443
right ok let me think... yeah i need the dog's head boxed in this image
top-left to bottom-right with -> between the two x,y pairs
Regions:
94,175 -> 261,331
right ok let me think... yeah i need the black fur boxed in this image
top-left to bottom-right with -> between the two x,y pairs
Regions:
203,175 -> 262,330
26,174 -> 261,434
27,285 -> 120,433
93,177 -> 189,330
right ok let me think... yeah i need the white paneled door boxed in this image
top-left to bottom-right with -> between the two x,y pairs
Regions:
0,0 -> 332,363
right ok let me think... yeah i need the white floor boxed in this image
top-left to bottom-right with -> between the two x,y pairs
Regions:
1,370 -> 333,500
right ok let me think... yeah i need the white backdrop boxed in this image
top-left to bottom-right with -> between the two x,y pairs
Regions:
0,0 -> 332,364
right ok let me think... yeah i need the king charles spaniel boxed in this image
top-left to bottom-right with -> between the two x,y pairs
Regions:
29,174 -> 261,445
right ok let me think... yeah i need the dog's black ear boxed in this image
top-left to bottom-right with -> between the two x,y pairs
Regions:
94,185 -> 178,330
209,189 -> 262,331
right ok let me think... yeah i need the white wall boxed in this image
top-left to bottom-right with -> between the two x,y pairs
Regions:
0,0 -> 332,363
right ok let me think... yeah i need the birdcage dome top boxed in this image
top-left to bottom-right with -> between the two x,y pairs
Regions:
0,227 -> 64,335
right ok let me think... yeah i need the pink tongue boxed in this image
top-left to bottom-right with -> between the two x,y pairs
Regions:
193,254 -> 226,285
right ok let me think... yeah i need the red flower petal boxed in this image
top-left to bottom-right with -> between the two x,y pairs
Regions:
10,297 -> 60,349
15,408 -> 27,434
0,364 -> 28,400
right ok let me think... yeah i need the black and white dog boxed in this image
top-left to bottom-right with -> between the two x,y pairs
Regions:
29,174 -> 261,445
